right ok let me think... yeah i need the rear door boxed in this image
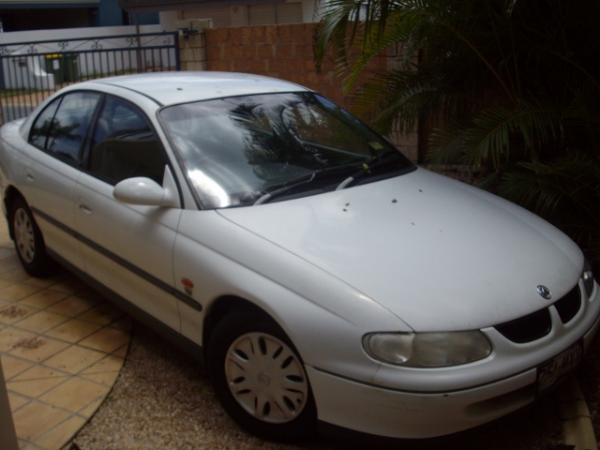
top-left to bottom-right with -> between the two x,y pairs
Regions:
74,94 -> 182,331
23,91 -> 101,268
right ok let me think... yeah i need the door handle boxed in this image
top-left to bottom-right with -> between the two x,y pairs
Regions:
78,204 -> 93,214
25,172 -> 34,182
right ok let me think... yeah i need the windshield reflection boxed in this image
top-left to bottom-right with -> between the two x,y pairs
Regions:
160,92 -> 412,208
187,168 -> 231,208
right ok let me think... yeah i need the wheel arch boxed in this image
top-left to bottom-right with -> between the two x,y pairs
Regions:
202,295 -> 275,352
3,185 -> 25,239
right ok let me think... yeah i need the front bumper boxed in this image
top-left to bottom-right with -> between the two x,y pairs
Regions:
308,364 -> 537,439
308,282 -> 600,439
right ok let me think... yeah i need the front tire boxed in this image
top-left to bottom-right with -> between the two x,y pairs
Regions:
9,197 -> 51,277
207,310 -> 317,441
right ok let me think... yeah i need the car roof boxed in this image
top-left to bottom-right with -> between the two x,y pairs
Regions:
89,72 -> 310,106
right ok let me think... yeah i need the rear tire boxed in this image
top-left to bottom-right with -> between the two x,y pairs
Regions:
9,197 -> 52,277
207,309 -> 317,441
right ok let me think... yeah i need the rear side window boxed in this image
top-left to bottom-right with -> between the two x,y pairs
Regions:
29,97 -> 61,150
45,92 -> 100,164
88,96 -> 167,185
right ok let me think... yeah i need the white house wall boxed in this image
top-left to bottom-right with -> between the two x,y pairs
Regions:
0,24 -> 177,90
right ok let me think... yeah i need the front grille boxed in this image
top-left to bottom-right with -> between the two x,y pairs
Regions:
494,285 -> 583,343
554,285 -> 581,323
495,308 -> 552,343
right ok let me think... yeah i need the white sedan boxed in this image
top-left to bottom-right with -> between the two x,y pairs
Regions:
0,72 -> 598,441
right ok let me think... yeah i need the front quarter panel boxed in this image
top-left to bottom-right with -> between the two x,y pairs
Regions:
173,209 -> 410,383
0,120 -> 29,214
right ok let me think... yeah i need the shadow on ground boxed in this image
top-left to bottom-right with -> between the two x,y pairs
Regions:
72,322 -> 563,450
578,335 -> 600,446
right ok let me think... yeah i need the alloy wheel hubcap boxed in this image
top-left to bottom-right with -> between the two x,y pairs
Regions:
225,332 -> 308,424
14,208 -> 35,263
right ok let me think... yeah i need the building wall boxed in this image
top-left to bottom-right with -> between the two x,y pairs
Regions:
0,7 -> 96,31
159,0 -> 317,30
179,31 -> 206,72
98,0 -> 127,26
199,23 -> 418,160
203,24 -> 374,107
0,23 -> 163,45
100,0 -> 160,26
0,0 -> 157,32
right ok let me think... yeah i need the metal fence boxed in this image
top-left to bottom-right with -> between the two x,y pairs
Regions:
0,31 -> 180,125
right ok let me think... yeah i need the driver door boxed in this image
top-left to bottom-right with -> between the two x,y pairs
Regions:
74,94 -> 181,331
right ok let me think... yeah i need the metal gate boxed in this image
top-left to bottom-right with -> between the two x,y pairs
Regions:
0,31 -> 180,125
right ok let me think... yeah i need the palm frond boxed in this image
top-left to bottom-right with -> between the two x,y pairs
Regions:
501,156 -> 600,237
429,104 -> 562,168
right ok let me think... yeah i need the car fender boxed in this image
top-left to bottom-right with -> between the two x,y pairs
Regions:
173,209 -> 410,383
0,120 -> 31,214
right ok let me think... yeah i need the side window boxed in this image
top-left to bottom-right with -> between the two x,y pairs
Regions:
29,97 -> 61,150
88,96 -> 168,185
46,92 -> 100,164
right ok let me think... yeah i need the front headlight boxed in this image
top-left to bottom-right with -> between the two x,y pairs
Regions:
363,331 -> 492,368
583,259 -> 595,298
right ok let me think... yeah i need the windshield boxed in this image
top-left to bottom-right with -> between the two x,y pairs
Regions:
159,92 -> 414,208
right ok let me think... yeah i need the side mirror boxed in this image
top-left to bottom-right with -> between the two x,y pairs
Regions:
113,177 -> 177,207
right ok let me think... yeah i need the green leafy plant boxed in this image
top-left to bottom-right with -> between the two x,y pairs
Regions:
316,0 -> 600,267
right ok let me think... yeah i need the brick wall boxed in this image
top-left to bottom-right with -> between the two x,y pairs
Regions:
200,23 -> 418,161
179,32 -> 207,71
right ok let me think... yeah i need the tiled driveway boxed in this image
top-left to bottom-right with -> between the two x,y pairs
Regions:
0,222 -> 130,450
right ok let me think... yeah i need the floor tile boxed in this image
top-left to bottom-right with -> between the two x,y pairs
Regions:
47,279 -> 88,295
78,397 -> 104,418
79,327 -> 129,353
0,353 -> 33,379
8,365 -> 69,397
40,377 -> 107,412
9,334 -> 69,363
34,415 -> 86,450
0,266 -> 28,280
78,302 -> 122,325
44,345 -> 106,374
0,298 -> 14,307
21,276 -> 61,289
18,444 -> 40,450
46,318 -> 102,343
0,327 -> 37,352
110,317 -> 132,332
81,354 -> 124,374
80,354 -> 124,387
15,310 -> 69,334
112,344 -> 129,358
12,401 -> 70,442
0,303 -> 38,325
0,261 -> 21,274
0,281 -> 40,301
48,295 -> 98,318
0,244 -> 12,253
81,371 -> 120,387
7,390 -> 30,411
18,289 -> 70,309
0,278 -> 16,290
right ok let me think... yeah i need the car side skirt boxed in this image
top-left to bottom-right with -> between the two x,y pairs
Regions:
47,248 -> 204,363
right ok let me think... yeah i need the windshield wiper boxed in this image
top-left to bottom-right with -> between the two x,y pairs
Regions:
254,163 -> 359,205
335,150 -> 403,190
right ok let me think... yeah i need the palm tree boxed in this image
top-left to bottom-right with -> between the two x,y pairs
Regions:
315,0 -> 600,267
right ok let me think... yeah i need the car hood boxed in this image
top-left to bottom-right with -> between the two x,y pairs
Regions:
218,168 -> 583,331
